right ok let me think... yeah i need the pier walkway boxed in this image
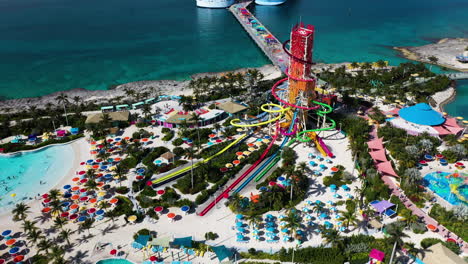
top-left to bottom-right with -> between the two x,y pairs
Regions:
229,1 -> 288,72
443,72 -> 468,80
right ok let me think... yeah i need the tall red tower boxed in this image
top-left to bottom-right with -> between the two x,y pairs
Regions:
287,23 -> 316,121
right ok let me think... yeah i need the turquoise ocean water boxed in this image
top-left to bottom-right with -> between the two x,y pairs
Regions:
0,0 -> 467,114
0,144 -> 74,212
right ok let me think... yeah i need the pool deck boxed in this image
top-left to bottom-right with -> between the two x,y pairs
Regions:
367,124 -> 468,254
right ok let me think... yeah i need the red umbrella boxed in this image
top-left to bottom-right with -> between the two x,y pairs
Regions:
419,160 -> 427,165
90,141 -> 97,145
107,139 -> 114,143
216,139 -> 222,143
220,167 -> 228,172
447,238 -> 457,243
236,152 -> 244,156
5,239 -> 16,246
72,177 -> 80,182
154,206 -> 164,212
60,212 -> 70,218
167,213 -> 176,219
69,214 -> 78,221
455,162 -> 464,167
110,249 -> 117,255
157,190 -> 165,195
95,159 -> 103,163
80,196 -> 89,202
80,162 -> 85,165
435,154 -> 444,159
41,193 -> 49,199
269,181 -> 276,186
92,165 -> 100,169
136,175 -> 144,180
78,171 -> 86,175
146,181 -> 153,186
0,258 -> 5,264
13,255 -> 24,263
109,198 -> 119,204
43,199 -> 51,204
149,256 -> 157,261
80,179 -> 88,184
208,134 -> 216,138
41,207 -> 51,213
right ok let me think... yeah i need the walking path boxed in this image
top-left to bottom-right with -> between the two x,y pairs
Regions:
368,125 -> 468,254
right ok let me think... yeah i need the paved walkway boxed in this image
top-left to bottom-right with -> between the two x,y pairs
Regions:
367,125 -> 468,254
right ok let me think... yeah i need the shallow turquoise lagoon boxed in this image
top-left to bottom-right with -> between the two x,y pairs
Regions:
0,0 -> 467,99
0,144 -> 74,212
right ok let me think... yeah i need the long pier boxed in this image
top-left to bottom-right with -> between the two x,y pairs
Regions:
229,1 -> 288,72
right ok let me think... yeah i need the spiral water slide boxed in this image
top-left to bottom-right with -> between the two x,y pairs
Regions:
198,122 -> 281,216
151,134 -> 248,185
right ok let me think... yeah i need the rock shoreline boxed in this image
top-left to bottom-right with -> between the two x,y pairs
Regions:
430,86 -> 456,112
394,38 -> 468,72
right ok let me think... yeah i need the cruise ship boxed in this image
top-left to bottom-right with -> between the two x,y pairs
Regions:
196,0 -> 234,8
255,0 -> 287,5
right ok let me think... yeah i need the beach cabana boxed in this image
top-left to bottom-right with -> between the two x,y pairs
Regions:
150,236 -> 172,247
145,98 -> 156,104
371,200 -> 396,216
211,245 -> 233,262
56,130 -> 67,138
132,235 -> 150,249
132,101 -> 145,109
171,236 -> 192,248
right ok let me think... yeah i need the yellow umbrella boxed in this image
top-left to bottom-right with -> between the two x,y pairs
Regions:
463,120 -> 468,124
255,142 -> 263,146
109,166 -> 117,171
248,147 -> 256,152
236,128 -> 244,132
237,155 -> 245,160
456,116 -> 464,120
262,139 -> 270,143
127,215 -> 137,222
10,193 -> 16,197
225,163 -> 233,168
243,151 -> 251,156
97,192 -> 106,197
395,99 -> 401,103
442,112 -> 448,116
386,115 -> 393,118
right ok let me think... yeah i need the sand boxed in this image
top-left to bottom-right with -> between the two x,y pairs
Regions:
394,38 -> 468,72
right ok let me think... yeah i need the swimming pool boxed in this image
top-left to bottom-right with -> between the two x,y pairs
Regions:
96,259 -> 134,264
0,144 -> 75,212
423,172 -> 468,206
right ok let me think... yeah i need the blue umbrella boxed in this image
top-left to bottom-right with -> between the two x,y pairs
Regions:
78,216 -> 87,222
266,214 -> 273,219
236,214 -> 243,220
259,186 -> 268,192
86,159 -> 94,164
100,165 -> 108,170
283,236 -> 290,242
61,202 -> 71,207
63,193 -> 72,199
324,221 -> 333,227
96,209 -> 105,216
236,234 -> 244,239
339,226 -> 346,232
264,136 -> 271,139
334,194 -> 341,198
2,230 -> 12,237
329,184 -> 337,189
236,222 -> 243,227
267,227 -> 275,232
319,213 -> 328,219
137,168 -> 145,174
114,138 -> 122,141
181,205 -> 190,212
341,185 -> 349,191
424,154 -> 433,160
281,228 -> 289,233
253,235 -> 260,240
104,174 -> 113,179
315,200 -> 322,205
63,185 -> 71,190
237,227 -> 245,232
277,176 -> 285,182
9,247 -> 20,254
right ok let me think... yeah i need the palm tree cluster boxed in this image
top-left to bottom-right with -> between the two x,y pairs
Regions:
188,69 -> 264,103
320,62 -> 451,103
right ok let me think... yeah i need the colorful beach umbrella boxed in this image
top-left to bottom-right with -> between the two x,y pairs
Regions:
167,213 -> 176,219
154,206 -> 164,213
5,239 -> 16,246
13,255 -> 24,263
110,249 -> 117,255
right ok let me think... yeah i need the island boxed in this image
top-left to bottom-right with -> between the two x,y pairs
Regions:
394,38 -> 468,72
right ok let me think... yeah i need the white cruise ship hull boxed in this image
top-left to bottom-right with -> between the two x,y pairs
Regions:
196,0 -> 234,8
255,0 -> 287,5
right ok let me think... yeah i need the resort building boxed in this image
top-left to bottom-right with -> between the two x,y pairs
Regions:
160,151 -> 176,164
386,103 -> 464,137
216,101 -> 248,117
85,111 -> 130,126
417,243 -> 466,264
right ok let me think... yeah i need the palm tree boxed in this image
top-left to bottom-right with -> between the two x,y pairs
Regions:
404,168 -> 422,186
59,229 -> 73,247
27,229 -> 44,246
72,96 -> 82,110
350,62 -> 359,70
85,178 -> 99,194
48,189 -> 61,202
339,209 -> 358,229
190,113 -> 202,149
399,210 -> 419,228
245,214 -> 262,228
54,217 -> 68,231
50,245 -> 66,263
142,104 -> 152,120
55,93 -> 69,126
213,123 -> 222,137
296,162 -> 308,176
322,228 -> 342,248
185,147 -> 196,190
22,220 -> 38,234
37,239 -> 53,254
80,218 -> 95,235
228,193 -> 243,212
387,223 -> 409,264
12,202 -> 30,222
428,56 -> 438,70
284,211 -> 302,239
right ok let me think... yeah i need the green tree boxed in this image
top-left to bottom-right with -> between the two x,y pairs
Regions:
387,223 -> 409,264
12,202 -> 30,222
55,93 -> 69,126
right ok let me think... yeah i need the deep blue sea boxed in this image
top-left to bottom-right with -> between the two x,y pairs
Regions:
0,0 -> 467,115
